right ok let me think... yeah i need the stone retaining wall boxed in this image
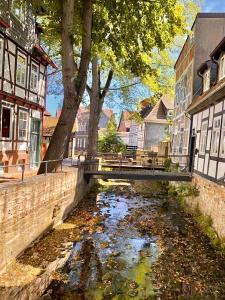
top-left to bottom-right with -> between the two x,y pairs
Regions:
186,174 -> 225,240
0,166 -> 90,273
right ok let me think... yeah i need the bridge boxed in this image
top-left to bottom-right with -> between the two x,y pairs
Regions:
80,153 -> 193,182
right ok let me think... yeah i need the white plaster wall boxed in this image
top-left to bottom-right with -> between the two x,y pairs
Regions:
208,160 -> 217,178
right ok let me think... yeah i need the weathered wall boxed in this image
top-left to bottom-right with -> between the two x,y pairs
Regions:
186,174 -> 225,239
144,123 -> 167,151
0,166 -> 90,273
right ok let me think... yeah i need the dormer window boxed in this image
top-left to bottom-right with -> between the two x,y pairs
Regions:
203,69 -> 210,92
12,0 -> 25,23
219,54 -> 225,80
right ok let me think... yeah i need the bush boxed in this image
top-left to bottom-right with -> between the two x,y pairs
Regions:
98,132 -> 126,153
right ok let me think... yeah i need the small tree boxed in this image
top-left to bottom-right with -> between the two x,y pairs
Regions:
98,119 -> 125,153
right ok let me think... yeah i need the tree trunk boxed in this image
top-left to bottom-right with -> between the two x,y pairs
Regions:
87,62 -> 113,158
38,0 -> 92,174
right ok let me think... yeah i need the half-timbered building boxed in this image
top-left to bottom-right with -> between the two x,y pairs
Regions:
171,13 -> 225,166
0,1 -> 55,172
187,37 -> 225,182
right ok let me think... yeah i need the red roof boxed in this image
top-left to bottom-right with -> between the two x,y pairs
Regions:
118,111 -> 132,132
44,110 -> 51,116
102,108 -> 114,119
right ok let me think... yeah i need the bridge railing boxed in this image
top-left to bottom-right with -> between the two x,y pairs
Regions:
80,153 -> 191,175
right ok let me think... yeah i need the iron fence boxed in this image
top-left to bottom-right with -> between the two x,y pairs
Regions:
0,157 -> 78,182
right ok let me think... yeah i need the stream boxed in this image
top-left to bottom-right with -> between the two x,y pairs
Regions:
19,180 -> 225,299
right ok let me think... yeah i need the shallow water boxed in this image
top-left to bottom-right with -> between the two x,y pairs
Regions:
47,185 -> 160,299
40,181 -> 225,300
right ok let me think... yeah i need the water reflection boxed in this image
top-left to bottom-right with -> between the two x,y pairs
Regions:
46,186 -> 159,299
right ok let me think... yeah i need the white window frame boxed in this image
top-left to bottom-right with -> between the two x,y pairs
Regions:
1,105 -> 13,140
18,109 -> 28,140
220,115 -> 225,157
211,117 -> 221,156
16,53 -> 26,87
199,121 -> 208,154
203,70 -> 210,93
30,63 -> 38,93
219,54 -> 225,81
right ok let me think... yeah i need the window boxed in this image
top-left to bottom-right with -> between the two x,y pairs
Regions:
199,122 -> 207,154
220,116 -> 225,157
219,55 -> 225,80
203,70 -> 210,92
1,107 -> 11,138
30,63 -> 38,92
18,110 -> 28,140
12,0 -> 25,22
16,54 -> 26,87
211,117 -> 221,156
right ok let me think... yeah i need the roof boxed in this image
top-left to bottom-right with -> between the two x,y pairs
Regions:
210,36 -> 225,60
44,110 -> 51,117
33,44 -> 57,69
174,13 -> 225,69
118,111 -> 132,132
144,100 -> 168,124
102,109 -> 114,119
187,75 -> 225,115
43,116 -> 76,137
161,95 -> 174,110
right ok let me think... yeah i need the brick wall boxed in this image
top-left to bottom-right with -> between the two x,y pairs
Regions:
186,174 -> 225,240
0,167 -> 90,273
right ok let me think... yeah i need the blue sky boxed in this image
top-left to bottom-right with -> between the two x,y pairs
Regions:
46,0 -> 225,116
202,0 -> 224,12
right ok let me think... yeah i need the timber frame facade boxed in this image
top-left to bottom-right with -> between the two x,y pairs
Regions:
0,1 -> 55,172
172,13 -> 225,166
187,37 -> 225,182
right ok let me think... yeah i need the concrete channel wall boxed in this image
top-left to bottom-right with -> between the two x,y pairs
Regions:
186,174 -> 225,240
0,166 -> 90,273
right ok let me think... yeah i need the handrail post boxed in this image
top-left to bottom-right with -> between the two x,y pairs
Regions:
153,157 -> 155,175
45,161 -> 48,175
21,164 -> 25,181
61,159 -> 63,172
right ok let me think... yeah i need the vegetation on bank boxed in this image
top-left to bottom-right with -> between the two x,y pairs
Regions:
167,182 -> 225,253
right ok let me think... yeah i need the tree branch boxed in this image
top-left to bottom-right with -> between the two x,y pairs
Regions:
86,83 -> 92,96
100,69 -> 114,99
106,80 -> 141,91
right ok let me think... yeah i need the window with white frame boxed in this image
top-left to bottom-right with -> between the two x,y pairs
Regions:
203,70 -> 210,92
18,110 -> 28,140
12,0 -> 25,22
219,54 -> 225,80
30,63 -> 38,92
199,122 -> 208,154
220,115 -> 225,157
211,117 -> 221,156
16,54 -> 26,87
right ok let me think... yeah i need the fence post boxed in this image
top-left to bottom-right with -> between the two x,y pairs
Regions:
61,159 -> 63,172
152,157 -> 155,175
45,161 -> 48,175
21,164 -> 25,181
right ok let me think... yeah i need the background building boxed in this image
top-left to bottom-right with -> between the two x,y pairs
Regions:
117,111 -> 132,146
137,96 -> 173,153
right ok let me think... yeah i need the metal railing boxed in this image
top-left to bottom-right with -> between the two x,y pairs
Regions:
0,158 -> 77,182
80,153 -> 192,176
